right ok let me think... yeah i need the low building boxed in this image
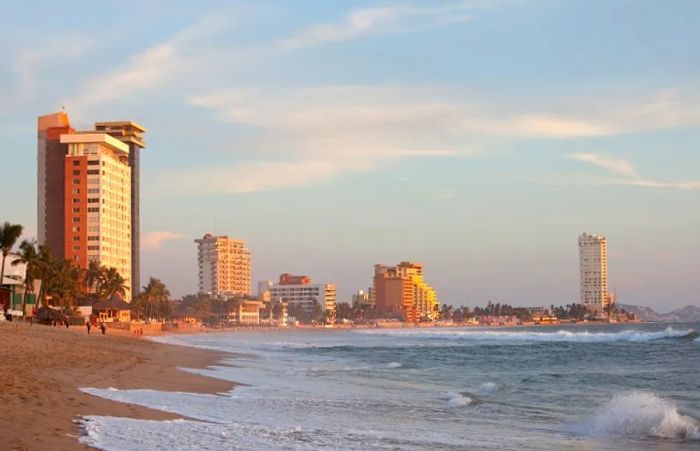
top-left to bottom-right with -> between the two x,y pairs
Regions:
269,274 -> 336,322
93,295 -> 131,322
238,299 -> 264,325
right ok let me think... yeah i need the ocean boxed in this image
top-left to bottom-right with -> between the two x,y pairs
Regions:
80,322 -> 700,450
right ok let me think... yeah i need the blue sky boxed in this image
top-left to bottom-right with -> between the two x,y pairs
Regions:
1,1 -> 698,310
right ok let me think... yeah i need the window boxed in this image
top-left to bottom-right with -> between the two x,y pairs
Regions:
87,169 -> 100,175
88,236 -> 99,241
87,198 -> 99,203
88,246 -> 99,251
73,246 -> 80,251
87,160 -> 100,166
72,198 -> 80,204
72,226 -> 80,232
73,179 -> 80,185
72,160 -> 81,166
88,207 -> 99,213
72,208 -> 80,213
71,188 -> 80,194
72,170 -> 80,175
72,217 -> 80,223
73,236 -> 80,242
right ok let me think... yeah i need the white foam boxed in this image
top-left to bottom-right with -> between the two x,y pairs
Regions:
445,392 -> 472,408
355,327 -> 694,343
477,382 -> 498,395
387,362 -> 402,368
579,392 -> 700,440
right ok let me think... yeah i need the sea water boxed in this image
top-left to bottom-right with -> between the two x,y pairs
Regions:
79,322 -> 700,450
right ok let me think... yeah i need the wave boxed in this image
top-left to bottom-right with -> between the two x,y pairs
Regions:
577,392 -> 700,440
355,327 -> 695,343
387,362 -> 402,368
444,392 -> 472,408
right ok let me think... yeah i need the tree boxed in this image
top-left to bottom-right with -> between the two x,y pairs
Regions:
0,222 -> 24,309
134,277 -> 171,320
85,260 -> 104,296
100,267 -> 127,301
34,245 -> 54,307
12,239 -> 39,319
47,259 -> 82,309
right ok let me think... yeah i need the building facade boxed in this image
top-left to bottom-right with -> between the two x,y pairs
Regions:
94,121 -> 146,300
37,112 -> 144,300
269,273 -> 336,319
195,233 -> 252,297
578,233 -> 613,315
373,261 -> 439,322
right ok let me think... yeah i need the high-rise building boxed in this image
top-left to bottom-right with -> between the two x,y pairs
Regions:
269,273 -> 336,319
195,233 -> 251,297
94,121 -> 146,300
37,112 -> 138,298
578,233 -> 613,315
374,261 -> 438,322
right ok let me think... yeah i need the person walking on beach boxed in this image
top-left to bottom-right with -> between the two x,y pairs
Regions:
99,321 -> 106,335
86,320 -> 92,335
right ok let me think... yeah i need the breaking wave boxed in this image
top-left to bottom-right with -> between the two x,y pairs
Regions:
387,362 -> 402,368
444,392 -> 472,408
355,327 -> 695,343
577,392 -> 700,440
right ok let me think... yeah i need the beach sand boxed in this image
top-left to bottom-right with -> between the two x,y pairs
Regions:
0,321 -> 234,450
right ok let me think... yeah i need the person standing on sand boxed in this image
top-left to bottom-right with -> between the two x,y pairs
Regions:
86,320 -> 91,335
100,321 -> 106,335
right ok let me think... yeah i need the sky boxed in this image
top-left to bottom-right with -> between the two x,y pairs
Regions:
1,0 -> 698,311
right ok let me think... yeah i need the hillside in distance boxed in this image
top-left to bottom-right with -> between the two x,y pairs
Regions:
619,304 -> 700,322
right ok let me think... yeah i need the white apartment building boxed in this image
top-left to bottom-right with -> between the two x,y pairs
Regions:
270,280 -> 336,315
61,133 -> 132,296
578,233 -> 612,315
195,234 -> 251,297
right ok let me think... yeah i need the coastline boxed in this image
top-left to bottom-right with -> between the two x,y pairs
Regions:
0,322 -> 234,450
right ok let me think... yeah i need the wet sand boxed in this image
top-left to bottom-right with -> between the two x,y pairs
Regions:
0,321 -> 234,450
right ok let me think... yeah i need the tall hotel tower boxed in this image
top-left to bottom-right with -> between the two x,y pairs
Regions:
37,112 -> 145,300
195,233 -> 252,297
578,233 -> 613,315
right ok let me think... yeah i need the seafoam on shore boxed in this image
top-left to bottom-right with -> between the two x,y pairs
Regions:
80,323 -> 700,450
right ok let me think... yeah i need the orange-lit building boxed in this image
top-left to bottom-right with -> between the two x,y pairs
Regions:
195,233 -> 252,297
37,112 -> 141,299
373,262 -> 439,322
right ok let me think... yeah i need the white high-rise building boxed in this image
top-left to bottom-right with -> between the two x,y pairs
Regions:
578,233 -> 612,315
195,234 -> 251,297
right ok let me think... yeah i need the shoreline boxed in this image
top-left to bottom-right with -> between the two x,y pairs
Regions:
0,322 -> 235,450
1,318 -> 669,449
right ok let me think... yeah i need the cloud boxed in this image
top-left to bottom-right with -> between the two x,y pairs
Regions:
281,3 -> 473,48
566,152 -> 700,190
143,231 -> 185,250
568,153 -> 639,177
177,84 -> 700,194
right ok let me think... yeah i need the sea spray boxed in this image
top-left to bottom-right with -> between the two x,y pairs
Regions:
579,392 -> 700,440
355,327 -> 694,343
444,392 -> 472,408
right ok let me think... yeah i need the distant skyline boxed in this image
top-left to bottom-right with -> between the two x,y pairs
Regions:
2,1 -> 699,310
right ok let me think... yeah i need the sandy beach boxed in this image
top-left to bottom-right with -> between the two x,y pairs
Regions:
0,321 -> 234,450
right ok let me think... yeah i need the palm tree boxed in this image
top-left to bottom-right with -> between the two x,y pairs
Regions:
48,259 -> 82,309
34,245 -> 54,307
12,239 -> 39,319
0,222 -> 24,310
134,277 -> 171,320
85,260 -> 104,297
99,267 -> 127,301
